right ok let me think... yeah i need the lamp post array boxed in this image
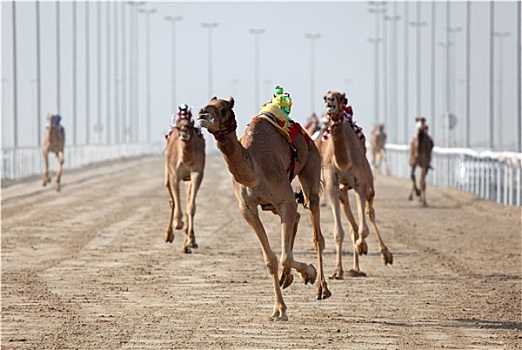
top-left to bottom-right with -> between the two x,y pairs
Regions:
4,3 -> 520,152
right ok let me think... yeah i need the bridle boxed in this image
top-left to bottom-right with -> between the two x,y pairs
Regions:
204,104 -> 238,142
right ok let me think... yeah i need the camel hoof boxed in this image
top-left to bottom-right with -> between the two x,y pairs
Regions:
299,264 -> 317,285
183,246 -> 192,254
328,269 -> 344,280
317,285 -> 332,300
381,248 -> 394,265
164,230 -> 174,243
269,313 -> 288,322
346,269 -> 366,277
355,240 -> 368,256
174,222 -> 184,230
280,272 -> 294,289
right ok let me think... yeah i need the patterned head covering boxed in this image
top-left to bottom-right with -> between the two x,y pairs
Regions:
177,103 -> 192,120
271,85 -> 292,117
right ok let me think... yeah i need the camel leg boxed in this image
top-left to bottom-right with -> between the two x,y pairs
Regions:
365,193 -> 393,265
164,173 -> 176,244
419,166 -> 429,207
339,188 -> 366,277
42,150 -> 50,187
326,179 -> 346,280
55,151 -> 64,192
409,164 -> 420,200
381,150 -> 389,175
298,158 -> 331,300
238,201 -> 287,321
171,177 -> 184,232
185,171 -> 204,249
354,185 -> 370,257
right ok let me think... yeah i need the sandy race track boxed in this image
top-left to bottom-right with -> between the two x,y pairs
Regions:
1,154 -> 521,349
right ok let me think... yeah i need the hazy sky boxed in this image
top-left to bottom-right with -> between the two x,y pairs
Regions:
2,1 -> 520,152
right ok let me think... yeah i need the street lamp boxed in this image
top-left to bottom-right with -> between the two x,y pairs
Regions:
384,10 -> 401,142
305,33 -> 321,113
250,28 -> 265,111
410,9 -> 427,117
201,22 -> 218,99
165,15 -> 182,112
494,31 -> 509,151
368,2 -> 386,125
139,8 -> 156,143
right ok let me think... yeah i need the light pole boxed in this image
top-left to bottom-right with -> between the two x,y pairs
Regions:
12,1 -> 18,147
250,28 -> 265,111
139,8 -> 156,143
201,22 -> 218,99
384,10 -> 401,143
410,2 -> 427,118
438,41 -> 452,147
56,1 -> 61,114
494,31 -> 509,151
488,1 -> 494,150
165,15 -> 182,112
305,33 -> 321,113
368,2 -> 386,125
36,1 -> 42,146
403,2 -> 410,144
72,0 -> 77,145
85,2 -> 91,144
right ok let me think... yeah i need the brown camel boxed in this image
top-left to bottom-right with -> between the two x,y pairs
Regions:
319,91 -> 393,279
408,116 -> 434,207
370,123 -> 388,175
42,113 -> 65,191
197,95 -> 330,321
164,105 -> 206,253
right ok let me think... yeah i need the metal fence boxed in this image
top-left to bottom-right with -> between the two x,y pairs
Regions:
2,143 -> 521,207
1,143 -> 164,181
386,144 -> 522,207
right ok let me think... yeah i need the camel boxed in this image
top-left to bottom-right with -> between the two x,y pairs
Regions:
164,105 -> 206,253
42,113 -> 65,191
370,123 -> 388,175
197,93 -> 331,321
319,91 -> 393,279
408,116 -> 434,207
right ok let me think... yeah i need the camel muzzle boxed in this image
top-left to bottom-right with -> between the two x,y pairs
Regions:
197,113 -> 213,128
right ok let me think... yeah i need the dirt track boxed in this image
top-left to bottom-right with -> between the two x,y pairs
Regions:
1,154 -> 521,349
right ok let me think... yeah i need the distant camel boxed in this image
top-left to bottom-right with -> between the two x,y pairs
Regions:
319,91 -> 393,279
408,117 -> 434,206
370,123 -> 388,175
197,91 -> 330,321
164,104 -> 206,253
42,113 -> 65,191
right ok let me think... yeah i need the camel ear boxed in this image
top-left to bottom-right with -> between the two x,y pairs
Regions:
229,96 -> 234,109
211,96 -> 217,101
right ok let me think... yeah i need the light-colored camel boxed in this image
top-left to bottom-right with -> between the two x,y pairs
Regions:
408,116 -> 434,207
197,96 -> 330,321
164,111 -> 206,253
370,123 -> 388,175
319,91 -> 393,279
42,113 -> 65,191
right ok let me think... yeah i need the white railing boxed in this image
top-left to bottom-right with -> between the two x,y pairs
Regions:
3,142 -> 521,207
1,143 -> 164,180
385,144 -> 522,207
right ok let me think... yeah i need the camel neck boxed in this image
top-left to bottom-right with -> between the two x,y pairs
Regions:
217,133 -> 257,187
329,114 -> 353,171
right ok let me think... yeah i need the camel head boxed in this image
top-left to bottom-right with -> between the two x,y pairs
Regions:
197,97 -> 237,141
47,113 -> 61,127
323,91 -> 348,121
175,118 -> 195,142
